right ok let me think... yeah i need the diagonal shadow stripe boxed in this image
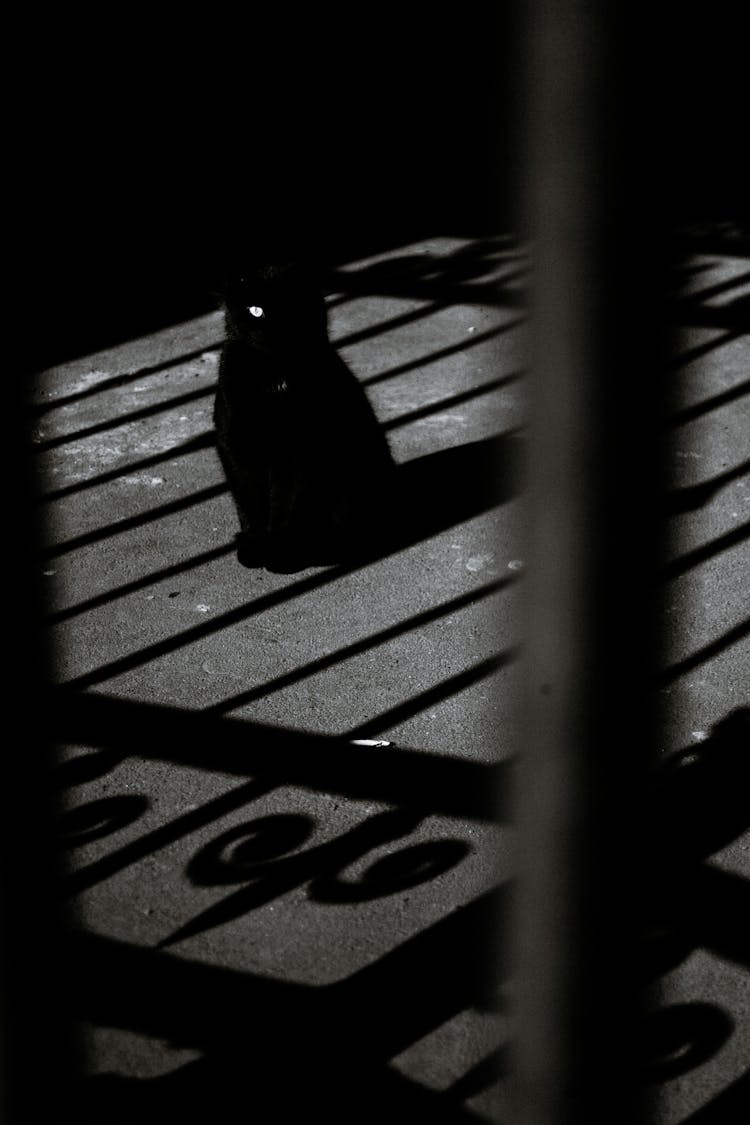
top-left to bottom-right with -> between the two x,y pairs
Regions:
672,268 -> 750,310
333,298 -> 456,349
383,374 -> 524,431
362,319 -> 525,387
58,561 -> 363,688
50,691 -> 510,820
34,383 -> 216,452
664,459 -> 750,513
346,650 -> 519,739
40,432 -> 217,503
45,541 -> 237,625
661,521 -> 750,581
30,342 -> 223,416
206,577 -> 515,714
669,377 -> 750,427
669,329 -> 742,370
656,618 -> 750,686
63,882 -> 507,1079
55,432 -> 521,686
43,481 -> 227,559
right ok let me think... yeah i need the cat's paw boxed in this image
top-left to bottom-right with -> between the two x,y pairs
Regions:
264,542 -> 312,574
236,531 -> 311,572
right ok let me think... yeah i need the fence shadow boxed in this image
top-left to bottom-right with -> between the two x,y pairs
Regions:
42,703 -> 750,1124
233,430 -> 524,573
46,685 -> 512,1123
60,885 -> 508,1125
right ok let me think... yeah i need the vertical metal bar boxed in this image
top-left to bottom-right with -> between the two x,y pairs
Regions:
512,2 -> 664,1123
5,321 -> 77,1125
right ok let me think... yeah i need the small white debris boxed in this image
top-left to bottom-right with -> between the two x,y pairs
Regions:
42,569 -> 56,577
121,475 -> 165,487
466,554 -> 494,572
507,559 -> 524,571
691,730 -> 709,742
467,325 -> 476,333
349,739 -> 393,748
146,595 -> 155,601
195,604 -> 210,614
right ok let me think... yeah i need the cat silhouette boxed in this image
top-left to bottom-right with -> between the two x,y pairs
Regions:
214,262 -> 394,571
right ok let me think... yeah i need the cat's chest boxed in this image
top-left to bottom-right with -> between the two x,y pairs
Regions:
217,359 -> 314,440
220,336 -> 338,402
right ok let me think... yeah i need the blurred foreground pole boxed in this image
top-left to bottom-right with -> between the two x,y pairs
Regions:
4,297 -> 74,1124
512,3 -> 665,1124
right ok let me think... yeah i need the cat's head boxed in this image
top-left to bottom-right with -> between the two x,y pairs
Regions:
221,262 -> 328,346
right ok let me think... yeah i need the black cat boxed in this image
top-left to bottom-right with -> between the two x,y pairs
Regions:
214,262 -> 394,570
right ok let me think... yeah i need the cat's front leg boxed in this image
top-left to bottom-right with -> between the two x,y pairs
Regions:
215,446 -> 272,566
263,467 -> 318,570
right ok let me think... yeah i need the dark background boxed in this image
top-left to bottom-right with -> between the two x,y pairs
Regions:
11,8 -> 520,371
10,4 -> 746,373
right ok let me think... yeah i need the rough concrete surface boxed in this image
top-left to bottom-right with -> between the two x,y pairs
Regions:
30,233 -> 748,1123
649,241 -> 750,1124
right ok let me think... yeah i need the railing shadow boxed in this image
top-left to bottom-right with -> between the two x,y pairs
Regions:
50,681 -> 512,1120
51,692 -> 512,833
60,429 -> 522,691
324,237 -> 527,309
667,249 -> 750,369
34,384 -> 217,454
41,433 -> 217,504
631,710 -> 750,1115
30,342 -> 223,416
47,703 -> 750,1124
60,886 -> 507,1124
205,577 -> 514,716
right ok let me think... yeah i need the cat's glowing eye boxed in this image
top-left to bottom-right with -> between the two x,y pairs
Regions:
248,305 -> 264,318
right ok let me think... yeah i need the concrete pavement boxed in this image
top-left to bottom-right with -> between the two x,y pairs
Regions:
29,230 -> 749,1123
